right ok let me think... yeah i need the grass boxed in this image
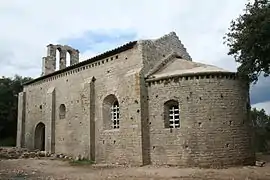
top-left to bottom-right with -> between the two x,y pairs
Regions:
69,159 -> 95,166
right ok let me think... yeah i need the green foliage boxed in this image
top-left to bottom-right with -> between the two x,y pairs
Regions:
0,75 -> 32,146
224,0 -> 270,83
251,108 -> 270,152
0,137 -> 16,146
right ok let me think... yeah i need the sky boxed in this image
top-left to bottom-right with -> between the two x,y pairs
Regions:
0,0 -> 269,114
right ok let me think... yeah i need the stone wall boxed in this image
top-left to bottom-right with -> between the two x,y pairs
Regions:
19,31 -> 191,166
137,32 -> 193,165
17,31 -> 255,168
42,44 -> 80,76
16,92 -> 26,148
147,73 -> 255,168
21,45 -> 145,165
139,32 -> 192,75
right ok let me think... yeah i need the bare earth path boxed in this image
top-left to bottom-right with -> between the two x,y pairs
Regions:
1,157 -> 270,180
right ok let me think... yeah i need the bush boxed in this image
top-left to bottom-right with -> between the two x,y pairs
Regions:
0,137 -> 16,147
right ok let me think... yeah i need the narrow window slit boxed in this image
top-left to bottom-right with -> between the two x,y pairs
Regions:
111,101 -> 120,129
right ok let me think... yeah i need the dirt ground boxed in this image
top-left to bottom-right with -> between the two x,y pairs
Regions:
1,156 -> 270,180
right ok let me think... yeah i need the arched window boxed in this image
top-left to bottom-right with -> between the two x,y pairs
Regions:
66,50 -> 71,67
56,48 -> 61,70
59,104 -> 66,119
164,100 -> 180,128
111,101 -> 120,129
103,94 -> 120,129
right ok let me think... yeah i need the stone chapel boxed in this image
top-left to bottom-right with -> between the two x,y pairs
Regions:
17,32 -> 255,168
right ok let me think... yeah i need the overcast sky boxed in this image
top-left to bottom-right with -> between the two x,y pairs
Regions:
0,0 -> 269,114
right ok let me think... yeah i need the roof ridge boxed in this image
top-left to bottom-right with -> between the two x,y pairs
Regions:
24,40 -> 137,85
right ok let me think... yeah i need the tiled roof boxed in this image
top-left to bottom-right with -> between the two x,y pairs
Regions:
23,41 -> 137,85
146,54 -> 233,80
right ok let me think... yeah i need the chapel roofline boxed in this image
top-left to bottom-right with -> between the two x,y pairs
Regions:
145,71 -> 238,82
23,41 -> 137,86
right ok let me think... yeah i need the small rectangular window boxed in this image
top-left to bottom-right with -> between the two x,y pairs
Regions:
111,102 -> 120,129
169,105 -> 180,128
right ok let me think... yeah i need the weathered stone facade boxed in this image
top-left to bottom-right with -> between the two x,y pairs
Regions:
17,32 -> 255,168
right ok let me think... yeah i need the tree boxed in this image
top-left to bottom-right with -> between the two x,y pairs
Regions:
224,0 -> 270,83
250,108 -> 270,152
0,75 -> 32,146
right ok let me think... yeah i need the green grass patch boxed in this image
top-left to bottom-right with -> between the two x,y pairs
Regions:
69,159 -> 95,166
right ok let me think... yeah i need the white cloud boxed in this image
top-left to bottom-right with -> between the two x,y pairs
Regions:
0,0 -> 247,78
252,101 -> 270,115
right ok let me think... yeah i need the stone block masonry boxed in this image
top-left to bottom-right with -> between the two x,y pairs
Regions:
147,74 -> 255,168
17,32 -> 255,168
42,44 -> 80,76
